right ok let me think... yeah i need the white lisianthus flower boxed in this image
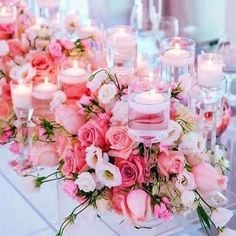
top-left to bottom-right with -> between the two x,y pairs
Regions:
0,40 -> 9,56
218,227 -> 236,236
75,172 -> 96,192
10,63 -> 36,81
85,145 -> 104,169
50,90 -> 67,111
96,198 -> 111,214
211,207 -> 233,228
179,74 -> 193,94
180,190 -> 196,208
110,100 -> 129,125
175,170 -> 196,192
161,120 -> 182,146
98,83 -> 117,104
96,162 -> 122,188
87,70 -> 107,91
179,132 -> 206,155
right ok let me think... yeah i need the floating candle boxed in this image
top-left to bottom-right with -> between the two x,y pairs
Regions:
0,6 -> 15,24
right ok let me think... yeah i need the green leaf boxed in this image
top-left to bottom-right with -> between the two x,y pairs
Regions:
197,204 -> 211,229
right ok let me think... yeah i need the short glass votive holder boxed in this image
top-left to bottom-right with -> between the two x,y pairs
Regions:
35,0 -> 60,22
160,37 -> 196,84
197,53 -> 224,90
58,59 -> 89,100
128,78 -> 170,144
10,79 -> 33,122
106,25 -> 137,75
0,2 -> 16,40
32,78 -> 58,118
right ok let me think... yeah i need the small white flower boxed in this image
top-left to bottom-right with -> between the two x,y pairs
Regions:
175,170 -> 196,192
85,145 -> 103,169
181,190 -> 196,208
179,132 -> 206,155
0,40 -> 9,56
87,70 -> 107,91
75,172 -> 96,192
98,83 -> 117,104
211,207 -> 233,228
219,227 -> 236,236
110,100 -> 129,125
96,198 -> 110,214
10,63 -> 36,81
161,120 -> 182,146
50,90 -> 67,111
96,162 -> 122,188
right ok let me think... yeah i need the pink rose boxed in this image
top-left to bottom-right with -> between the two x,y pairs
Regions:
61,144 -> 87,177
0,99 -> 10,118
62,180 -> 78,199
31,52 -> 53,75
121,189 -> 152,225
49,42 -> 62,59
0,126 -> 13,144
116,155 -> 145,187
56,135 -> 72,159
78,119 -> 108,149
55,104 -> 85,135
29,142 -> 59,167
106,126 -> 134,159
111,187 -> 128,214
157,151 -> 185,177
154,202 -> 172,221
58,39 -> 74,50
0,24 -> 14,39
8,40 -> 25,57
9,141 -> 20,154
192,162 -> 228,194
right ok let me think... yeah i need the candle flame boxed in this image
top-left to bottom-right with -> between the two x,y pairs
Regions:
44,76 -> 49,84
174,43 -> 180,50
148,72 -> 154,82
1,6 -> 6,14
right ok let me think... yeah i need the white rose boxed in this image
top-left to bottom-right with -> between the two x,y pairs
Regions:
96,162 -> 122,188
175,170 -> 196,192
75,172 -> 96,192
161,120 -> 182,146
179,132 -> 206,155
181,190 -> 196,208
0,40 -> 9,56
98,83 -> 117,104
50,90 -> 67,111
110,100 -> 129,125
85,145 -> 104,169
211,207 -> 233,228
87,70 -> 107,91
219,227 -> 236,236
96,198 -> 110,214
10,63 -> 36,81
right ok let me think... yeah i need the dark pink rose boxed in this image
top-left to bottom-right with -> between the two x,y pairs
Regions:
62,180 -> 78,199
154,202 -> 172,221
116,155 -> 145,188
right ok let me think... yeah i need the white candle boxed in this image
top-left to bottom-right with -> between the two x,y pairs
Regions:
59,60 -> 87,84
0,6 -> 15,24
129,90 -> 169,114
198,53 -> 223,88
33,77 -> 58,100
161,43 -> 194,67
11,84 -> 32,109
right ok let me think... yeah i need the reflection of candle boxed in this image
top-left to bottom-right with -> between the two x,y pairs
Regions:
11,83 -> 32,109
0,6 -> 15,24
129,90 -> 169,114
33,76 -> 58,100
198,53 -> 223,88
59,60 -> 87,84
161,42 -> 193,66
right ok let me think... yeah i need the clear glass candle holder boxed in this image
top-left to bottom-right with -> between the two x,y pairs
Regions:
106,25 -> 137,75
10,79 -> 33,122
160,37 -> 196,84
32,77 -> 58,118
128,78 -> 170,144
58,59 -> 89,100
0,2 -> 16,39
197,53 -> 224,90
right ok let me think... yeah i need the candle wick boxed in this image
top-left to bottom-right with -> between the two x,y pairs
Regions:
44,76 -> 49,84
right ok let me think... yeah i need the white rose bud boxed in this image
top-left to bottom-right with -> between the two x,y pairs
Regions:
211,207 -> 233,228
75,172 -> 96,192
98,83 -> 117,104
181,190 -> 196,208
